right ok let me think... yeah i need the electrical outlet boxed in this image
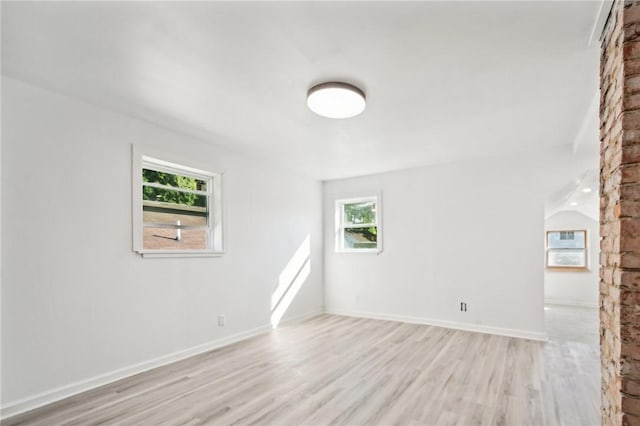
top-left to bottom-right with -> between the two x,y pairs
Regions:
218,315 -> 225,326
460,302 -> 468,312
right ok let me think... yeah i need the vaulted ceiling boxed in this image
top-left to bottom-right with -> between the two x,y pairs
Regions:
2,1 -> 602,180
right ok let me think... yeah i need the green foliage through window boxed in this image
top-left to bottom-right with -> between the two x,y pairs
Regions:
344,202 -> 376,224
343,201 -> 376,244
143,169 -> 207,207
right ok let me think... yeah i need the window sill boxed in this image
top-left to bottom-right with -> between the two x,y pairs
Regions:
137,251 -> 224,259
335,249 -> 382,254
546,266 -> 589,272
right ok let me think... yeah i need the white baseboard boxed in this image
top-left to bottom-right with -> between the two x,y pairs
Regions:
1,310 -> 322,420
545,298 -> 598,309
325,308 -> 548,342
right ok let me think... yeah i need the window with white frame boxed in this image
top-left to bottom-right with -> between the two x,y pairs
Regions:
132,147 -> 223,257
335,195 -> 381,253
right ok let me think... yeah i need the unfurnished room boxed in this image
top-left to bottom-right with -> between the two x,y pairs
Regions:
2,1 -> 639,425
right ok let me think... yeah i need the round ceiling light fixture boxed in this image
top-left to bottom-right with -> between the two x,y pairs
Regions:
307,82 -> 366,119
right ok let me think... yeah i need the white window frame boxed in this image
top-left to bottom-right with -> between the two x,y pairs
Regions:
335,194 -> 382,254
132,146 -> 224,258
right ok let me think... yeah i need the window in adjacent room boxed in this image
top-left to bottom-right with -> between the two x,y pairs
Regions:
132,147 -> 223,257
546,230 -> 587,270
335,195 -> 381,253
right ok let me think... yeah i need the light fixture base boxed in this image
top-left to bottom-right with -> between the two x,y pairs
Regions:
307,82 -> 366,119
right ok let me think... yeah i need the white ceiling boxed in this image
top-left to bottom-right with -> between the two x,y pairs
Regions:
545,169 -> 599,221
1,1 -> 601,181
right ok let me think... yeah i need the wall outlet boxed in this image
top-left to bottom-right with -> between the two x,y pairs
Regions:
218,315 -> 225,326
460,302 -> 468,312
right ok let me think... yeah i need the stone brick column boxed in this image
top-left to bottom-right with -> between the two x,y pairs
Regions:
601,1 -> 640,424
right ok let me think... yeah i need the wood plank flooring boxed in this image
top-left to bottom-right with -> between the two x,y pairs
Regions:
4,313 -> 600,426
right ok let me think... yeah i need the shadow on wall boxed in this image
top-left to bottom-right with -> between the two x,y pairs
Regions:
271,235 -> 311,328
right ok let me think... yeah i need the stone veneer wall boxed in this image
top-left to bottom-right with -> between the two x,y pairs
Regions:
601,1 -> 640,424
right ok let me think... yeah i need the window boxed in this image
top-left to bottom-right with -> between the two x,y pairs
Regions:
132,147 -> 223,257
546,230 -> 587,270
335,195 -> 381,253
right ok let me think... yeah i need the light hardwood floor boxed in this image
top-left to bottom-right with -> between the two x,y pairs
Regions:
4,313 -> 600,426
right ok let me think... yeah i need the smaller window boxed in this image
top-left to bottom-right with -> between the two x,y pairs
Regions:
335,195 -> 381,253
546,230 -> 587,270
132,146 -> 223,258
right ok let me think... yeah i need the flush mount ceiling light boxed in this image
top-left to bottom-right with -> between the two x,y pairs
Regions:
307,82 -> 366,119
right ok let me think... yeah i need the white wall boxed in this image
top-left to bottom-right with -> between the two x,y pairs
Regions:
1,77 -> 324,414
544,211 -> 599,307
323,147 -> 596,340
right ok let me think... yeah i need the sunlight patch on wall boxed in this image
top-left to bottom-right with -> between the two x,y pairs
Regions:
271,236 -> 311,328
